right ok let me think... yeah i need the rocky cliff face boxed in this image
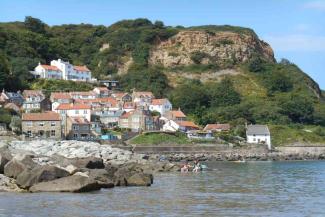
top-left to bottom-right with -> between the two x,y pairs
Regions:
149,30 -> 275,67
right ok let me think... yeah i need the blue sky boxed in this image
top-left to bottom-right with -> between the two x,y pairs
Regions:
1,0 -> 324,89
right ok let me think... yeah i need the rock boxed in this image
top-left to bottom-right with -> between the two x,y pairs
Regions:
113,163 -> 153,186
29,174 -> 101,193
126,173 -> 153,186
64,164 -> 79,175
16,165 -> 70,189
4,154 -> 37,179
70,157 -> 105,169
87,169 -> 114,188
0,174 -> 24,192
0,146 -> 12,174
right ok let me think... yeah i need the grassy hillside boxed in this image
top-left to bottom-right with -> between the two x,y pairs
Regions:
0,17 -> 324,142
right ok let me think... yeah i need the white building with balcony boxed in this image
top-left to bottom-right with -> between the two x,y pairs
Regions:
32,59 -> 94,82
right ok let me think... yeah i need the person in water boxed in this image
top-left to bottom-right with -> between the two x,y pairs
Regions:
181,161 -> 191,173
192,160 -> 202,173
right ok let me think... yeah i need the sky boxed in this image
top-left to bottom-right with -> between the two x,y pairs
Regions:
0,0 -> 324,89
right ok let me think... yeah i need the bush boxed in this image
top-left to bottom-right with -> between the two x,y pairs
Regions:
190,51 -> 209,64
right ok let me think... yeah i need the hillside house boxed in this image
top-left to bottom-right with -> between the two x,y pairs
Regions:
0,89 -> 24,106
69,91 -> 96,100
111,92 -> 132,103
54,103 -> 91,122
149,98 -> 172,115
118,109 -> 155,132
123,102 -> 136,112
50,92 -> 73,111
65,117 -> 91,140
93,87 -> 110,98
163,109 -> 187,122
246,125 -> 271,150
33,59 -> 94,82
132,91 -> 154,106
22,90 -> 50,112
22,112 -> 61,139
162,120 -> 199,132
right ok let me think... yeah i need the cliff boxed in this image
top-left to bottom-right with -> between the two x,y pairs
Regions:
149,30 -> 275,68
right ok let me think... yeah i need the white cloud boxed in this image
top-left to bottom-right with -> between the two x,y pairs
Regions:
264,34 -> 325,52
303,1 -> 325,11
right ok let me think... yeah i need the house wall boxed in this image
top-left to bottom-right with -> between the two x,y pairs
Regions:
66,119 -> 91,140
22,120 -> 61,139
247,134 -> 271,149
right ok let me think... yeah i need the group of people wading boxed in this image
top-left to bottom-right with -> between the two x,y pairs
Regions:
181,160 -> 203,173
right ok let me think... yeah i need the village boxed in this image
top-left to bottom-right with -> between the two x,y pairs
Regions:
0,59 -> 272,150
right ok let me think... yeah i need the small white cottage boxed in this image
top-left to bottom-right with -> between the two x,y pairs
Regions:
246,125 -> 271,150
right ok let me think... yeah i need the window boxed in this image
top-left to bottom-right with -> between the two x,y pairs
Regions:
84,110 -> 88,114
73,133 -> 78,138
73,125 -> 79,130
51,130 -> 56,137
26,121 -> 33,127
253,138 -> 256,142
27,131 -> 32,137
39,122 -> 44,126
75,110 -> 79,115
51,122 -> 56,127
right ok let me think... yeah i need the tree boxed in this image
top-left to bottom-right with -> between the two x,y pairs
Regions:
248,57 -> 265,72
279,94 -> 314,123
0,52 -> 10,90
209,78 -> 241,107
24,16 -> 47,34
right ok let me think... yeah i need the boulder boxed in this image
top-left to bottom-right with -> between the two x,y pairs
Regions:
16,165 -> 70,189
87,169 -> 114,188
64,164 -> 79,175
0,146 -> 12,174
126,173 -> 153,186
0,174 -> 24,192
71,157 -> 105,169
29,174 -> 101,193
113,163 -> 153,186
4,154 -> 37,179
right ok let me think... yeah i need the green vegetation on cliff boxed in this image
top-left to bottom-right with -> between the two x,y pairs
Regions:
0,17 -> 324,137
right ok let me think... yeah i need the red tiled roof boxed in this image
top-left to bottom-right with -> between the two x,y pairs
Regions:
22,112 -> 61,121
41,65 -> 61,71
94,87 -> 109,91
69,91 -> 96,96
170,110 -> 186,118
75,97 -> 118,106
50,92 -> 72,100
73,65 -> 90,72
23,90 -> 44,98
56,103 -> 91,110
69,117 -> 90,125
151,98 -> 168,105
176,121 -> 199,129
204,124 -> 231,131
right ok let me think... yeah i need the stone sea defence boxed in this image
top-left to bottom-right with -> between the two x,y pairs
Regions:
0,140 -> 179,193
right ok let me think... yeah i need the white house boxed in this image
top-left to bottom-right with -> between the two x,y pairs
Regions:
162,120 -> 199,132
246,125 -> 271,150
33,59 -> 93,82
132,91 -> 154,106
149,98 -> 172,115
54,103 -> 91,122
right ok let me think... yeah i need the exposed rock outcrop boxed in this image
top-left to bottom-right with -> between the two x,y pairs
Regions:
149,30 -> 275,68
29,174 -> 102,193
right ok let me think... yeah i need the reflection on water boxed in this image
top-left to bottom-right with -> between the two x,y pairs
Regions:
1,161 -> 325,217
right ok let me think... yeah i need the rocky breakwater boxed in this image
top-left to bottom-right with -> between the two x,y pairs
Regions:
0,140 -> 179,193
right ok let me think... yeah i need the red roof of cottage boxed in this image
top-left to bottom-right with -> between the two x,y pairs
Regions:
23,90 -> 44,98
69,91 -> 96,97
22,112 -> 60,121
56,103 -> 91,110
123,102 -> 135,109
41,65 -> 61,71
176,121 -> 199,129
73,65 -> 90,72
50,92 -> 72,100
94,87 -> 109,91
151,98 -> 169,105
170,110 -> 186,118
204,124 -> 231,131
75,97 -> 118,107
